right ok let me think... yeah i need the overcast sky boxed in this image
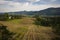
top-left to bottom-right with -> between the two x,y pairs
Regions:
0,0 -> 60,12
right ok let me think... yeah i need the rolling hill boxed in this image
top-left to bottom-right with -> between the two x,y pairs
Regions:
0,7 -> 60,16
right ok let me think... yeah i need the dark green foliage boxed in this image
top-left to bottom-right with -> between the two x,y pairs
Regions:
35,15 -> 60,40
52,37 -> 60,40
0,13 -> 23,21
0,13 -> 9,21
47,17 -> 60,35
34,15 -> 49,26
0,25 -> 15,40
10,15 -> 23,19
34,15 -> 60,34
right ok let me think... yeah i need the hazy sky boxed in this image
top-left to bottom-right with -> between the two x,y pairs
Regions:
0,0 -> 60,12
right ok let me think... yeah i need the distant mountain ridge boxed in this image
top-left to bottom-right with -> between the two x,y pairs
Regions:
38,7 -> 60,16
0,7 -> 60,16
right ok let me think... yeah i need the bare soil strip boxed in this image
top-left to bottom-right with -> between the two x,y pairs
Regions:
21,25 -> 54,40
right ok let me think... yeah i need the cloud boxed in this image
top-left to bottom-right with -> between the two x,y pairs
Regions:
27,0 -> 40,2
42,0 -> 57,2
0,0 -> 60,12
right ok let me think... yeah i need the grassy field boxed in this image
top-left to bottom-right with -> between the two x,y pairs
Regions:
0,17 -> 55,40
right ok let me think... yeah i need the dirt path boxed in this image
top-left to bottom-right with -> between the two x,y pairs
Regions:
22,25 -> 34,40
0,18 -> 55,40
20,25 -> 54,40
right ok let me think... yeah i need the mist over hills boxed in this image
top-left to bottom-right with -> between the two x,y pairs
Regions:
0,7 -> 60,16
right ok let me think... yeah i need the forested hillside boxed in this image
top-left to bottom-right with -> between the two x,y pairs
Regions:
0,7 -> 60,16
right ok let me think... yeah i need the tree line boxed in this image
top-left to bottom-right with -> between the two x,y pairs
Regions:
34,15 -> 60,40
0,13 -> 24,21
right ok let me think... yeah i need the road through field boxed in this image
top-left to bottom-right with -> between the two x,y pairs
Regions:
21,25 -> 54,40
0,17 -> 55,40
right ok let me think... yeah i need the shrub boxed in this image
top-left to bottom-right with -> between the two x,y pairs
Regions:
0,25 -> 14,40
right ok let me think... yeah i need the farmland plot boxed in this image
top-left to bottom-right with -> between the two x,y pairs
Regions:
0,17 -> 55,40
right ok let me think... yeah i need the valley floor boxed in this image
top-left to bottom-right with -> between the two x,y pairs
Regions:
0,17 -> 55,40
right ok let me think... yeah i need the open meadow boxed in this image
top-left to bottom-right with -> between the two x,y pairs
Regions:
0,17 -> 55,40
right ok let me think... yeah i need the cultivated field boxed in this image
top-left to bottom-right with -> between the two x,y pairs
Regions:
0,17 -> 55,40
